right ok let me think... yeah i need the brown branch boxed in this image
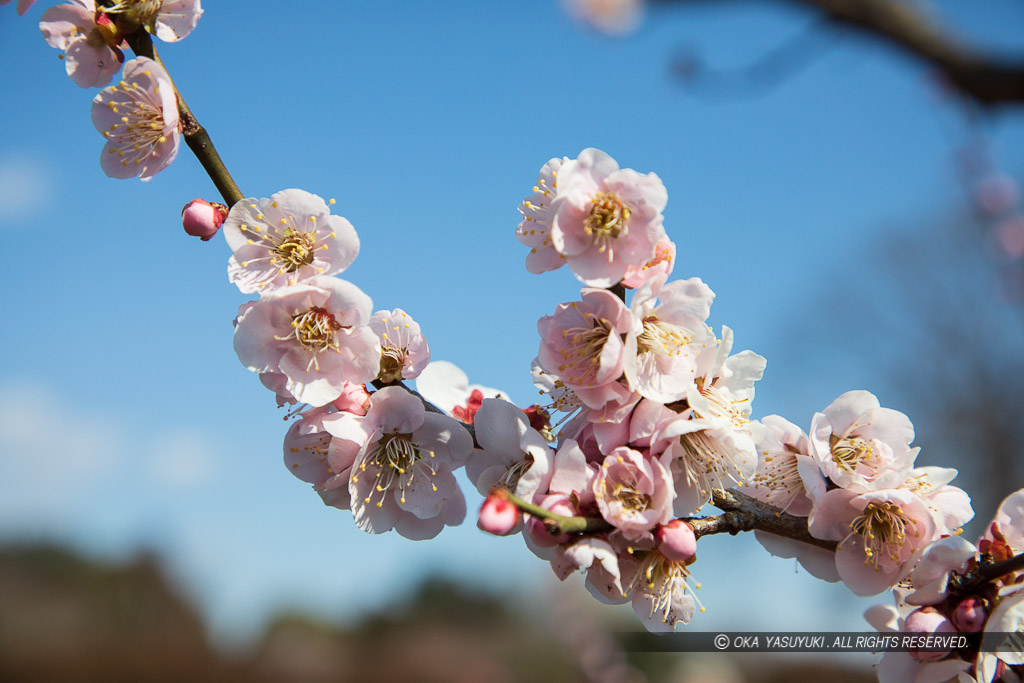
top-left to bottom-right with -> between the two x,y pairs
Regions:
121,27 -> 244,206
662,0 -> 1024,106
953,552 -> 1024,594
710,488 -> 838,551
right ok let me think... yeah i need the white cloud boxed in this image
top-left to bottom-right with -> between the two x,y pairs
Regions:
0,152 -> 52,226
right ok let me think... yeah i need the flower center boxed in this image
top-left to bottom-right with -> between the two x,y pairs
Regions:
273,229 -> 317,272
585,191 -> 630,252
613,480 -> 652,513
845,501 -> 917,568
637,315 -> 692,357
102,89 -> 167,169
377,345 -> 407,383
355,432 -> 438,507
695,384 -> 751,430
497,458 -> 533,491
630,552 -> 705,622
287,307 -> 342,356
674,430 -> 748,497
559,312 -> 613,387
830,435 -> 875,474
750,448 -> 804,511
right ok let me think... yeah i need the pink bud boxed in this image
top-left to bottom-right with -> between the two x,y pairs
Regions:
525,495 -> 575,547
952,598 -> 987,633
904,607 -> 956,662
181,198 -> 228,241
656,519 -> 697,563
478,490 -> 521,536
331,381 -> 371,416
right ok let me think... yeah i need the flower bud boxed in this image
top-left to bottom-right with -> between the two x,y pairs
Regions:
904,607 -> 956,662
952,597 -> 987,633
478,490 -> 521,536
182,198 -> 228,241
525,495 -> 575,547
656,519 -> 697,563
331,381 -> 371,416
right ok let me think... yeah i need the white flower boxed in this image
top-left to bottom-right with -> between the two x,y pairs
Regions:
369,308 -> 430,382
223,189 -> 359,294
466,398 -> 553,501
90,57 -> 179,180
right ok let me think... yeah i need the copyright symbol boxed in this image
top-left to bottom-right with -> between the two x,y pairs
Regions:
714,634 -> 730,650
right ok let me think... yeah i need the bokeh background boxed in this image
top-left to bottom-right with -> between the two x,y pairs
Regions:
1,1 -> 1022,680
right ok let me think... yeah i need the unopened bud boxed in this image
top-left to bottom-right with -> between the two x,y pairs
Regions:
182,198 -> 228,241
478,490 -> 521,536
904,607 -> 956,662
656,519 -> 697,563
952,597 -> 987,633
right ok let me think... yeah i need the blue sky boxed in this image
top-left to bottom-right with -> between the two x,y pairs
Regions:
1,0 -> 1022,649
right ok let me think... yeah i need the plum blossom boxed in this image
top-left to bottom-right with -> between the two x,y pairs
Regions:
223,189 -> 359,294
517,156 -> 569,275
742,414 -> 818,516
808,390 -> 918,492
104,0 -> 203,42
621,236 -> 675,289
466,398 -> 553,501
809,488 -> 938,596
283,402 -> 353,510
593,447 -> 674,541
91,57 -> 180,180
537,288 -> 634,410
40,0 -> 123,88
547,148 -> 668,287
369,308 -> 430,382
233,276 -> 380,407
2,0 -> 36,15
651,326 -> 765,515
321,387 -> 472,539
478,489 -> 521,536
416,360 -> 509,425
623,276 -> 716,404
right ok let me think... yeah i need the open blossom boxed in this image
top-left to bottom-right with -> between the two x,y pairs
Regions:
593,447 -> 674,541
808,390 -> 918,492
517,156 -> 569,275
40,0 -> 123,88
621,236 -> 675,289
105,0 -> 203,42
742,414 -> 818,516
369,309 -> 430,382
3,0 -> 37,15
233,276 -> 380,407
651,327 -> 765,515
810,488 -> 938,596
321,387 -> 472,540
537,288 -> 634,410
623,276 -> 716,404
415,360 -> 509,424
223,190 -> 359,294
539,148 -> 667,287
466,398 -> 553,501
91,57 -> 179,180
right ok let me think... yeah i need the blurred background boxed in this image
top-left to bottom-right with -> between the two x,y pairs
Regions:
0,0 -> 1021,680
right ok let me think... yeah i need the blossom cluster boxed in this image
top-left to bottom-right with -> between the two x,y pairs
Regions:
221,189 -> 474,540
451,147 -> 977,635
866,490 -> 1024,683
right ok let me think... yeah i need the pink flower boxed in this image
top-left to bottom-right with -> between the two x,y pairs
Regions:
656,520 -> 697,563
536,288 -> 634,410
233,276 -> 380,407
742,414 -> 818,516
181,198 -> 226,241
282,403 -> 350,510
809,488 -> 937,596
516,156 -> 569,275
807,390 -> 918,492
593,447 -> 674,541
549,148 -> 667,287
477,489 -> 521,536
415,360 -> 510,423
105,0 -> 202,42
223,189 -> 359,294
466,398 -> 553,501
623,276 -> 717,403
40,0 -> 123,88
369,308 -> 430,382
621,237 -> 675,289
322,386 -> 472,539
2,0 -> 36,15
91,57 -> 179,180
